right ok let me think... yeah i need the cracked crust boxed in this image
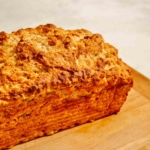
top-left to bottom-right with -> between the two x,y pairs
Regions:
0,24 -> 132,102
0,24 -> 133,149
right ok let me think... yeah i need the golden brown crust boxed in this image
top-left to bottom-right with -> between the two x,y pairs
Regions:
0,24 -> 133,149
0,24 -> 132,103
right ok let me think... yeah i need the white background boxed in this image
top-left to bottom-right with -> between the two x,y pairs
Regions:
0,0 -> 150,78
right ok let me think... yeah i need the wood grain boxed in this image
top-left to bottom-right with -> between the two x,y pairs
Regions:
129,66 -> 150,100
10,69 -> 150,150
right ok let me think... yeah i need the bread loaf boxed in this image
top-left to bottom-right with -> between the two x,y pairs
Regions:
0,24 -> 133,149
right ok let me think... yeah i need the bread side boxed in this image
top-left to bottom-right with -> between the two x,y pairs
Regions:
0,24 -> 133,149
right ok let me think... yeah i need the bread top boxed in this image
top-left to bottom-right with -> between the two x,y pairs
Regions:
0,24 -> 132,103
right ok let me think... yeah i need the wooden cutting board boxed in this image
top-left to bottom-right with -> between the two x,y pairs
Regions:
11,68 -> 150,150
